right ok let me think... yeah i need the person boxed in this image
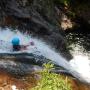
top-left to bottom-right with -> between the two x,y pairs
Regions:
12,37 -> 35,51
12,37 -> 21,51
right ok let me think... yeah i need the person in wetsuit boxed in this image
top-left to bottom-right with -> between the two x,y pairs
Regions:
12,37 -> 35,51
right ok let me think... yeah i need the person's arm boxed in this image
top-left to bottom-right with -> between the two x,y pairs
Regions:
20,41 -> 34,50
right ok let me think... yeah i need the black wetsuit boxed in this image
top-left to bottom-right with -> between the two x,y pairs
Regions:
13,45 -> 21,51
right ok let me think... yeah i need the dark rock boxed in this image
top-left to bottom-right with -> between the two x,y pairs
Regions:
0,53 -> 69,76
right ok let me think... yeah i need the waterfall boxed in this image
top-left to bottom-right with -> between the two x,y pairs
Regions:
0,28 -> 90,84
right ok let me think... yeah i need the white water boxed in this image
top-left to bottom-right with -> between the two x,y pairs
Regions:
0,28 -> 90,84
69,44 -> 90,84
70,55 -> 90,82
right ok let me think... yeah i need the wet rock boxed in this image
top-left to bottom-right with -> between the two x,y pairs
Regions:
0,53 -> 59,76
0,53 -> 72,76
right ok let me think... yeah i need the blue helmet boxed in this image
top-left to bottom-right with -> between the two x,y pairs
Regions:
12,37 -> 20,45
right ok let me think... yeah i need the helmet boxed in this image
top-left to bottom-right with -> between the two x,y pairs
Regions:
12,37 -> 20,45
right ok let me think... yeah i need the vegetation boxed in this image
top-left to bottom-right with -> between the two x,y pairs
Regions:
30,63 -> 71,90
53,0 -> 71,6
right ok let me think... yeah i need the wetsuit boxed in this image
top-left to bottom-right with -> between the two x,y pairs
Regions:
13,45 -> 21,51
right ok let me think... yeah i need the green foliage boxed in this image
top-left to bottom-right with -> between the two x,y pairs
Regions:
31,63 -> 72,90
53,0 -> 71,6
60,0 -> 70,6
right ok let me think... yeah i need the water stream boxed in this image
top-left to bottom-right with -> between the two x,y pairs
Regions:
0,27 -> 90,85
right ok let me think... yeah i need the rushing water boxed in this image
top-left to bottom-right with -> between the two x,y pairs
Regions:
0,27 -> 90,84
67,32 -> 90,84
